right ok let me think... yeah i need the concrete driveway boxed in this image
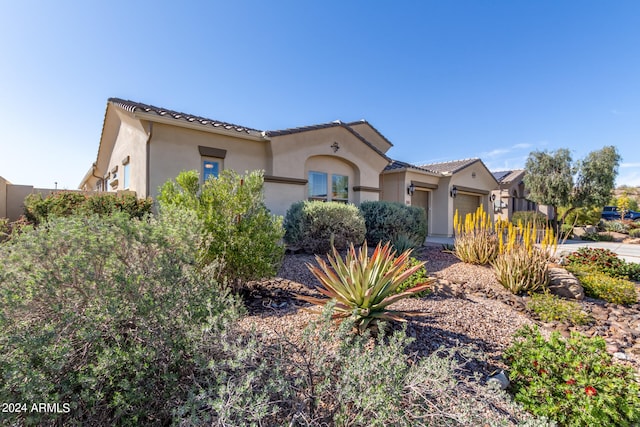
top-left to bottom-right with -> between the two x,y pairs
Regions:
425,236 -> 640,264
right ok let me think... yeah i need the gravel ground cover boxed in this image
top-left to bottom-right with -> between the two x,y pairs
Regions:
237,244 -> 640,424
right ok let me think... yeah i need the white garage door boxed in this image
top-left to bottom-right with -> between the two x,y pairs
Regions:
454,193 -> 481,221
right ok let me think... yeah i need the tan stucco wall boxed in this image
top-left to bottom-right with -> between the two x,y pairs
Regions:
347,122 -> 392,154
263,181 -> 305,217
270,127 -> 387,207
5,186 -> 57,221
0,176 -> 8,219
148,123 -> 269,200
380,172 -> 406,204
430,176 -> 452,236
380,170 -> 441,236
101,112 -> 149,196
270,127 -> 387,188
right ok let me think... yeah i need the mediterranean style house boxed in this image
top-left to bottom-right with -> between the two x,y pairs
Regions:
79,98 -> 500,236
491,169 -> 552,221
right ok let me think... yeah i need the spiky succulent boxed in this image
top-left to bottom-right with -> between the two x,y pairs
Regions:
298,241 -> 434,331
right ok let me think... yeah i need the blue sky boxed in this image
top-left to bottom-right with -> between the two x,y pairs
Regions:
1,1 -> 639,190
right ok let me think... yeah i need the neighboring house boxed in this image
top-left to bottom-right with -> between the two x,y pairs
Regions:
491,170 -> 552,221
80,98 -> 499,236
381,158 -> 498,236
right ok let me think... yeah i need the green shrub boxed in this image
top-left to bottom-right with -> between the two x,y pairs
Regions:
601,220 -> 629,234
0,218 -> 7,241
581,231 -> 614,241
359,201 -> 427,249
176,309 -> 546,426
505,325 -> 640,426
492,246 -> 549,294
23,191 -> 152,224
565,247 -> 625,277
511,211 -> 549,227
526,292 -> 592,325
567,268 -> 637,305
283,200 -> 365,254
629,228 -> 640,238
159,169 -> 285,288
565,247 -> 640,281
0,212 -> 243,426
560,206 -> 602,227
395,256 -> 432,297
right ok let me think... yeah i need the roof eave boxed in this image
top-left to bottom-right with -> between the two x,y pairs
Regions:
131,111 -> 267,142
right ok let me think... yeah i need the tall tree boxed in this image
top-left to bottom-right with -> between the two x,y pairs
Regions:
523,148 -> 573,222
523,146 -> 621,224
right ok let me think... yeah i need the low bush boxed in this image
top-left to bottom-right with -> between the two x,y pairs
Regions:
504,325 -> 640,426
299,242 -> 433,332
565,247 -> 624,276
359,201 -> 427,250
176,310 -> 547,426
24,191 -> 152,224
567,268 -> 637,305
283,200 -> 365,254
629,228 -> 640,238
565,247 -> 640,281
492,246 -> 549,294
159,169 -> 285,288
0,212 -> 243,426
511,211 -> 549,227
581,231 -> 614,241
601,219 -> 629,234
526,292 -> 591,325
395,256 -> 432,297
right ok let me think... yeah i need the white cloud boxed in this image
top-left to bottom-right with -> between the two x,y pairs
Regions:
513,143 -> 533,149
620,162 -> 640,168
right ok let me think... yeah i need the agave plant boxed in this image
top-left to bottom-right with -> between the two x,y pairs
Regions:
298,241 -> 434,331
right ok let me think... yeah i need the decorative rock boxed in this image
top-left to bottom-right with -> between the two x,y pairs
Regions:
613,352 -> 630,360
547,268 -> 585,300
487,370 -> 510,390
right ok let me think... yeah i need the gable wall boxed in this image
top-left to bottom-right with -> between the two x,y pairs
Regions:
148,123 -> 269,200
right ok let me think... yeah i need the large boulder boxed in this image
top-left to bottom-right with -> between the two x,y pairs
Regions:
547,267 -> 584,300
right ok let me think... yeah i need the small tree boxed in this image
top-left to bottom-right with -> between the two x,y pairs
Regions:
616,194 -> 632,220
524,146 -> 621,225
158,170 -> 285,289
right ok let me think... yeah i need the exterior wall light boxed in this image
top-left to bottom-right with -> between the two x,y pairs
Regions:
407,182 -> 415,196
490,193 -> 496,202
450,186 -> 457,198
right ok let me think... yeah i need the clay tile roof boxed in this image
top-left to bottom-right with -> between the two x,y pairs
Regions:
418,158 -> 481,174
108,98 -> 262,134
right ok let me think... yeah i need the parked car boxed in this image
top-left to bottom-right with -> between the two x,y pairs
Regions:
601,206 -> 640,221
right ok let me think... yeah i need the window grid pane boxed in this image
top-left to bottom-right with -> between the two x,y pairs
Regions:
203,160 -> 219,181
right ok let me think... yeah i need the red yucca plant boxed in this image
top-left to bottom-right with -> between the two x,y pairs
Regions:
298,241 -> 434,331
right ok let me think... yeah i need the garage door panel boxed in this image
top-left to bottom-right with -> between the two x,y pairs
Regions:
454,193 -> 480,220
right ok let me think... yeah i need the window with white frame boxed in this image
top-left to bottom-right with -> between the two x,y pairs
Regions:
331,174 -> 349,203
122,156 -> 130,189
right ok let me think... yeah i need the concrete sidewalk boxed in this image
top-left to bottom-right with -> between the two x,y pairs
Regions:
424,236 -> 640,264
